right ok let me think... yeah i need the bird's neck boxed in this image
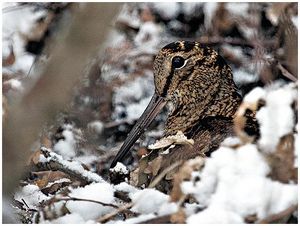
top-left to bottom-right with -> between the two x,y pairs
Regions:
164,84 -> 241,136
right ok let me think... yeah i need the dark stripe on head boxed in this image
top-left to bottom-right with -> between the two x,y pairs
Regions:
182,41 -> 195,52
162,68 -> 175,97
162,41 -> 196,52
214,55 -> 227,69
202,46 -> 210,56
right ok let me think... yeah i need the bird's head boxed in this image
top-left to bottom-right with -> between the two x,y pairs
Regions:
153,41 -> 234,102
110,41 -> 240,168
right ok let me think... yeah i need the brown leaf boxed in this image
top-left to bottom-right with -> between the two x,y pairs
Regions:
33,171 -> 69,183
170,208 -> 186,224
266,134 -> 297,183
170,157 -> 205,202
27,149 -> 42,166
36,177 -> 49,189
3,47 -> 15,66
41,136 -> 52,149
41,180 -> 71,195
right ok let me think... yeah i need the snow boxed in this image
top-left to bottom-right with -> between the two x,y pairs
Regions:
294,124 -> 298,168
126,96 -> 152,121
187,207 -> 244,224
110,162 -> 129,175
118,213 -> 156,224
116,3 -> 140,29
243,86 -> 266,104
73,154 -> 98,166
203,2 -> 218,28
221,136 -> 242,147
6,2 -> 298,224
182,144 -> 298,223
14,184 -> 49,209
233,69 -> 259,86
113,76 -> 154,122
131,188 -> 169,214
2,3 -> 44,75
151,2 -> 180,19
113,187 -> 178,223
158,201 -> 178,216
225,2 -> 250,18
87,120 -> 104,135
134,21 -> 161,54
291,16 -> 298,28
114,182 -> 139,194
66,183 -> 115,221
53,127 -> 77,158
256,84 -> 297,152
181,2 -> 204,16
40,148 -> 104,183
50,213 -> 86,224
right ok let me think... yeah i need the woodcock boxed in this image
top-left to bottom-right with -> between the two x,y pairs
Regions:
110,41 -> 243,188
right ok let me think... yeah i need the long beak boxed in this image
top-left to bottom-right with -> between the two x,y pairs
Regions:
110,93 -> 166,168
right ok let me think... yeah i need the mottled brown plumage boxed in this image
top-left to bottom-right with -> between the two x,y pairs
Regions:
110,41 -> 242,188
154,41 -> 241,136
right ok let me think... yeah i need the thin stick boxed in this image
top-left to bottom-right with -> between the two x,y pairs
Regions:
277,63 -> 297,82
257,204 -> 297,224
148,160 -> 183,188
97,203 -> 134,223
56,196 -> 118,208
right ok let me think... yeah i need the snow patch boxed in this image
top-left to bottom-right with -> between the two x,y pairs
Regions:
87,120 -> 104,135
66,183 -> 115,221
131,188 -> 169,214
256,84 -> 297,152
110,162 -> 129,175
14,184 -> 49,209
53,128 -> 77,159
182,144 -> 297,223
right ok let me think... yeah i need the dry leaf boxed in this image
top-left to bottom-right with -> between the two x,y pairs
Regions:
170,157 -> 205,202
148,131 -> 194,150
27,149 -> 42,166
3,47 -> 15,66
171,208 -> 186,223
266,133 -> 297,183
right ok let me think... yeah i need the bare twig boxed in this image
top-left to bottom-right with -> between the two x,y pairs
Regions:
148,160 -> 183,188
56,196 -> 119,209
257,205 -> 297,224
21,199 -> 38,212
97,202 -> 134,223
277,62 -> 297,82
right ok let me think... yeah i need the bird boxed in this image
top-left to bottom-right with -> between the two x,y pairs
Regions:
110,40 -> 243,189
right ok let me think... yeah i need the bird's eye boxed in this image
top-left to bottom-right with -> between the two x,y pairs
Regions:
172,56 -> 185,69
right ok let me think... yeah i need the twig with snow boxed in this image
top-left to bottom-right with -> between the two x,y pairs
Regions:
40,148 -> 104,184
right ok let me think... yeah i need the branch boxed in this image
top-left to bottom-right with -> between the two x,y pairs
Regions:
39,148 -> 103,185
97,203 -> 134,223
277,62 -> 297,82
148,160 -> 183,188
257,205 -> 297,224
56,196 -> 119,209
